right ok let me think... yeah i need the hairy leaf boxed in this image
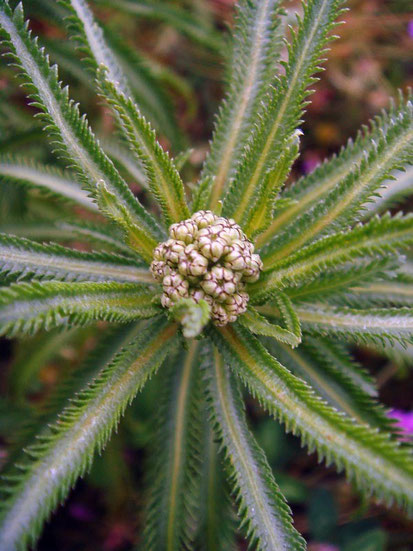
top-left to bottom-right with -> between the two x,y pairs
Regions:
241,293 -> 301,347
0,280 -> 159,337
221,0 -> 345,222
202,0 -> 285,209
0,220 -> 136,256
98,71 -> 190,226
204,346 -> 306,551
0,234 -> 151,283
0,317 -> 177,551
143,342 -> 202,551
251,214 -> 413,302
256,93 -> 412,249
0,155 -> 98,212
267,339 -> 394,431
0,1 -> 161,260
210,323 -> 413,512
261,93 -> 413,263
94,0 -> 225,55
294,303 -> 413,346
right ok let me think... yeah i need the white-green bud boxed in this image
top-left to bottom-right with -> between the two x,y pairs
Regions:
243,254 -> 263,283
150,211 -> 262,328
191,210 -> 217,228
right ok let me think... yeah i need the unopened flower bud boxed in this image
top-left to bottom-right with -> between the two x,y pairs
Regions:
170,220 -> 197,243
150,211 -> 262,328
243,254 -> 263,283
191,210 -> 217,228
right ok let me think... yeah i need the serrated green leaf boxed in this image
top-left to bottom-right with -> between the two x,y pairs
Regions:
285,258 -> 395,304
94,0 -> 225,55
261,93 -> 413,264
240,292 -> 301,347
363,166 -> 413,217
0,280 -> 159,337
210,323 -> 413,513
242,134 -> 300,238
202,0 -> 285,209
63,0 -> 186,149
0,316 -> 178,551
306,338 -> 378,396
344,275 -> 413,307
0,1 -> 161,260
251,214 -> 413,302
142,341 -> 202,551
0,154 -> 98,212
9,328 -> 80,402
203,346 -> 306,551
196,424 -> 237,551
0,219 -> 136,257
103,27 -> 187,150
100,139 -> 147,189
255,94 -> 412,249
267,339 -> 394,431
294,303 -> 413,346
221,0 -> 345,221
97,70 -> 190,226
0,233 -> 152,283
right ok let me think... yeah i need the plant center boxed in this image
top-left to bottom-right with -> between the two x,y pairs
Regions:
150,210 -> 263,326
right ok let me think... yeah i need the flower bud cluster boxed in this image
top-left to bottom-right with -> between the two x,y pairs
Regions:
150,210 -> 262,326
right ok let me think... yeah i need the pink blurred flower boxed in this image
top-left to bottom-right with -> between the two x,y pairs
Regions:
389,409 -> 413,441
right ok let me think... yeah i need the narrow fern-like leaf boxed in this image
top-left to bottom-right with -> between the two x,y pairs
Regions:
0,280 -> 159,337
0,220 -> 135,256
0,234 -> 151,283
251,213 -> 413,302
267,339 -> 394,431
202,0 -> 285,209
210,323 -> 413,513
241,292 -> 302,347
243,134 -> 300,238
142,341 -> 202,551
256,94 -> 412,249
294,303 -> 413,346
285,258 -> 395,304
62,0 -> 185,148
0,1 -> 161,261
94,0 -> 225,55
222,0 -> 345,222
304,338 -> 378,396
204,346 -> 306,551
262,93 -> 413,263
0,317 -> 178,551
98,71 -> 190,226
0,155 -> 98,212
363,166 -> 413,217
196,425 -> 237,551
343,274 -> 413,307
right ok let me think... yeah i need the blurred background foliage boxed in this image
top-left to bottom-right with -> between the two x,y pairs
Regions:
0,0 -> 412,549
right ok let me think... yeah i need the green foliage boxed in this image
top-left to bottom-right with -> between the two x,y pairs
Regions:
97,70 -> 190,226
0,233 -> 151,283
0,280 -> 159,336
210,324 -> 413,512
0,154 -> 98,212
251,213 -> 413,302
0,1 -> 162,260
201,0 -> 285,209
0,317 -> 177,551
0,0 -> 412,549
220,0 -> 345,222
204,347 -> 306,550
142,343 -> 202,551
